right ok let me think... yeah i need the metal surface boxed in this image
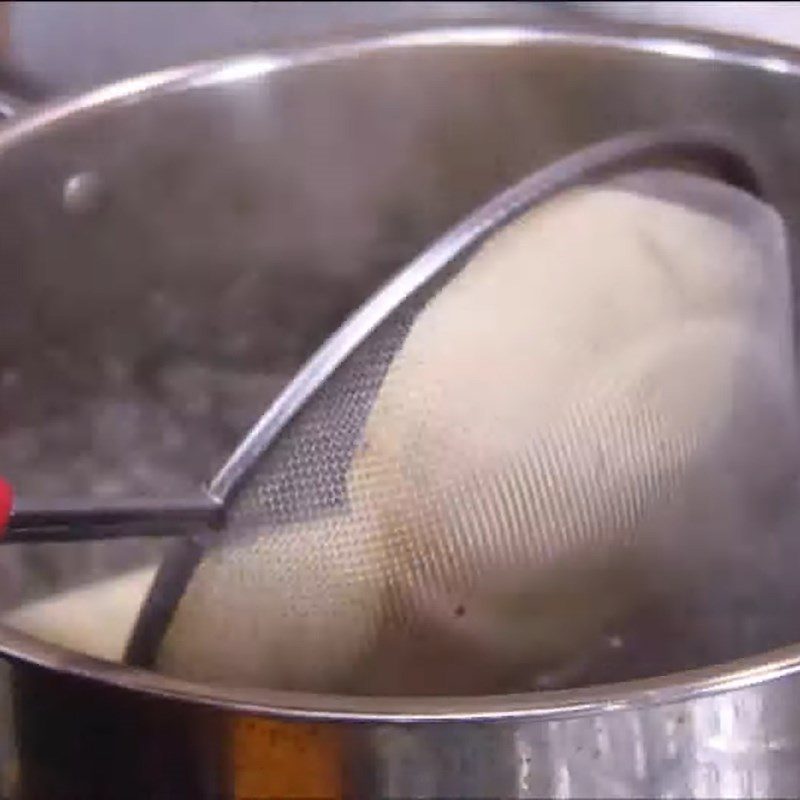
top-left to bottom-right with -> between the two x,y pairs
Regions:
4,17 -> 800,799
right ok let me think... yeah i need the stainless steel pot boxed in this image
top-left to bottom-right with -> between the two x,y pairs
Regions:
3,18 -> 800,799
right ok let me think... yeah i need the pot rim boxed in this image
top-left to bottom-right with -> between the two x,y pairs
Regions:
3,18 -> 800,722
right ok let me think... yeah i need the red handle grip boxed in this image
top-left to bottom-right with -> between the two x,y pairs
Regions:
0,477 -> 12,538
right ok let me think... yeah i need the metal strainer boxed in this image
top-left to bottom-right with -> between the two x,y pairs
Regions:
116,131 -> 799,694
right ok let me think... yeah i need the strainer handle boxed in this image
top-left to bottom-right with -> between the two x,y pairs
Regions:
0,477 -> 10,533
0,482 -> 223,543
